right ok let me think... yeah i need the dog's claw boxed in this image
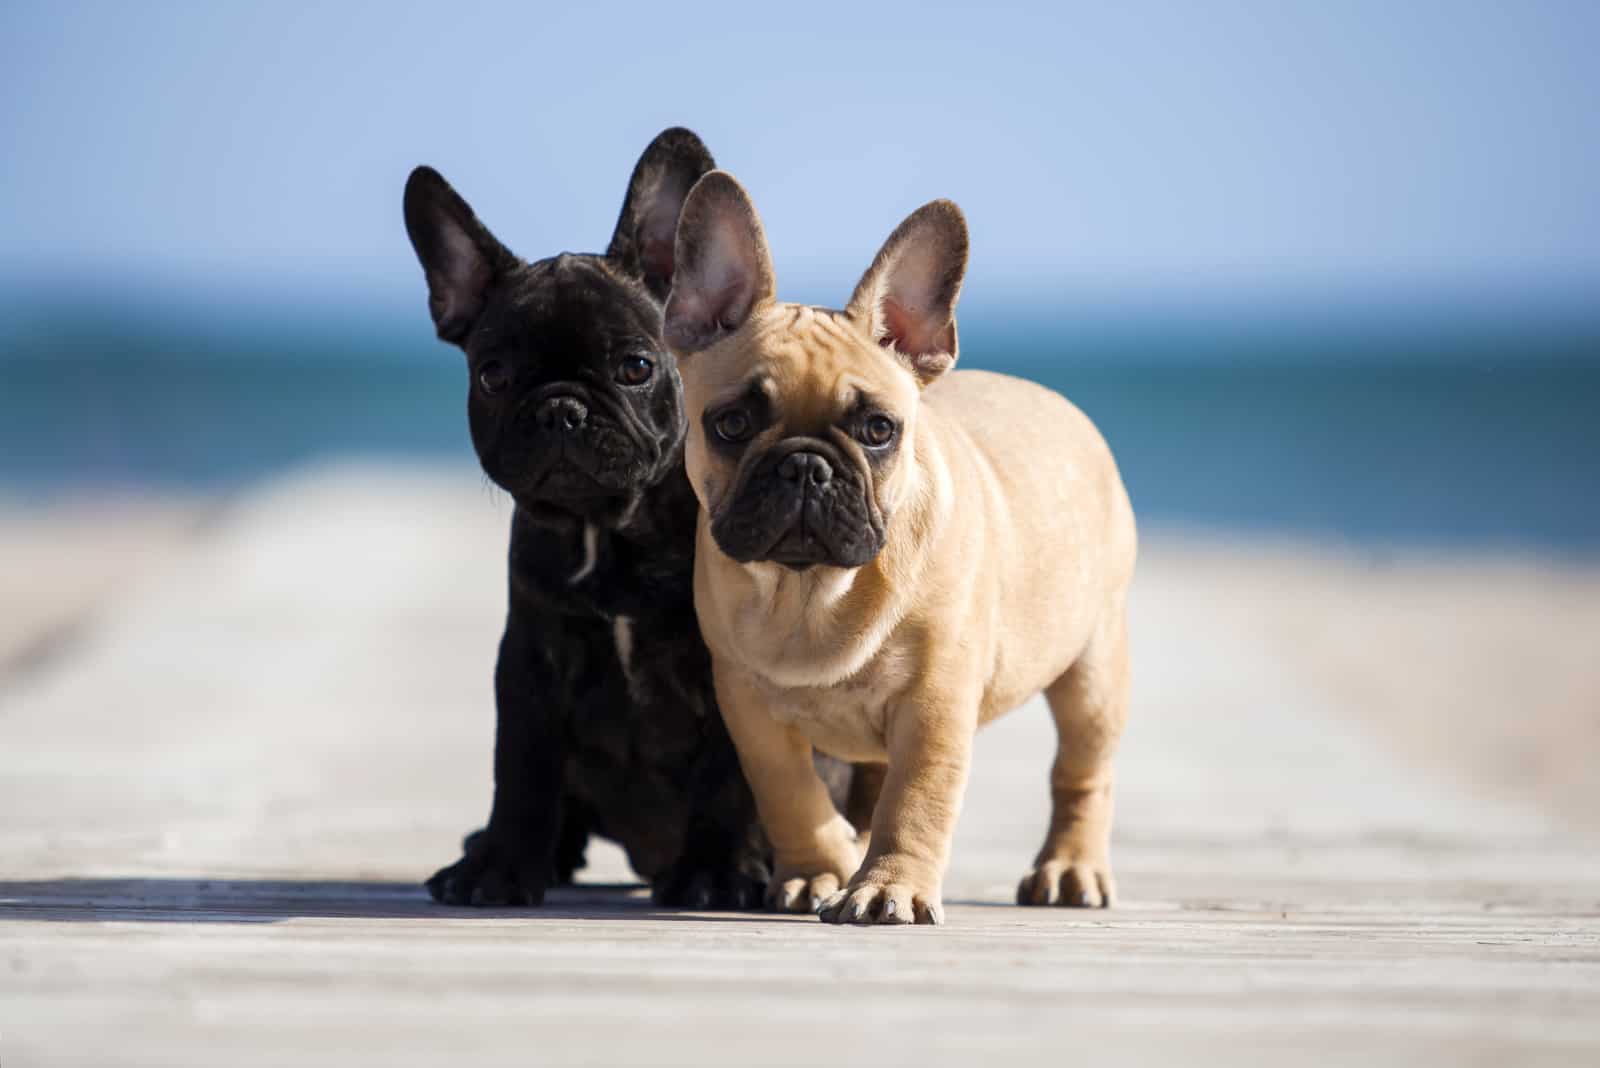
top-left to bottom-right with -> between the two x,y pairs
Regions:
1016,858 -> 1115,910
818,873 -> 941,927
767,872 -> 843,915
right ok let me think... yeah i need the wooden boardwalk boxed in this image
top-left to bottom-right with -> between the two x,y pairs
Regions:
3,464 -> 1597,1066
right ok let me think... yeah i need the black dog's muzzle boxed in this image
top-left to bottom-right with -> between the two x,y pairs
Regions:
532,394 -> 588,435
496,386 -> 658,506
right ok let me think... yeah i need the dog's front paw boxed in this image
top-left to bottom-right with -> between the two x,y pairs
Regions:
426,839 -> 549,907
652,856 -> 768,911
765,819 -> 866,914
1016,856 -> 1116,908
766,869 -> 850,914
817,859 -> 945,926
459,820 -> 586,887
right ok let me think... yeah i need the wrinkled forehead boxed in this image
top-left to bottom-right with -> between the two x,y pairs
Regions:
707,303 -> 915,420
476,255 -> 659,351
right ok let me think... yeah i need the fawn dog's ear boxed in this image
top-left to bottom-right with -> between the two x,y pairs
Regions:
846,200 -> 969,386
663,170 -> 777,356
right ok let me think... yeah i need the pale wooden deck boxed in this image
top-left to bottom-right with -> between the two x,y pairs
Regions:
3,464 -> 1596,1066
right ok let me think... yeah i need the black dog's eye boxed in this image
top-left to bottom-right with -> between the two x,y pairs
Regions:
859,414 -> 897,448
713,409 -> 753,443
477,360 -> 509,395
617,355 -> 654,386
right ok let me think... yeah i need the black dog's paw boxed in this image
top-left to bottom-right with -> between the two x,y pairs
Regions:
651,858 -> 768,911
426,841 -> 549,907
455,821 -> 587,888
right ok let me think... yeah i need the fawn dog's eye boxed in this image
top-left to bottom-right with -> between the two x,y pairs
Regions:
714,409 -> 753,443
859,414 -> 897,448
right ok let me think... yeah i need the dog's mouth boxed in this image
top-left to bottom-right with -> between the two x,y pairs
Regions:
708,439 -> 887,571
506,458 -> 650,530
763,514 -> 836,572
494,449 -> 622,498
489,394 -> 665,506
712,489 -> 884,571
530,458 -> 614,498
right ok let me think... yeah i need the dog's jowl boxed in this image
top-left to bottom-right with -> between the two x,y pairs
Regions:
664,171 -> 1137,925
404,129 -> 802,909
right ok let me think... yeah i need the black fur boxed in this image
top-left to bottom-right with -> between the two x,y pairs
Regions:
403,128 -> 786,909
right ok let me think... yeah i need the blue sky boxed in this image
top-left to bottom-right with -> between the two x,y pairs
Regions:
2,0 -> 1597,311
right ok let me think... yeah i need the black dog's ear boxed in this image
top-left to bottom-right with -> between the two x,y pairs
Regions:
845,200 -> 969,387
664,171 -> 776,355
403,167 -> 514,345
606,127 -> 716,302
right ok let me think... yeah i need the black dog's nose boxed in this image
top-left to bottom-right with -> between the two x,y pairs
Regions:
778,451 -> 833,487
537,396 -> 588,433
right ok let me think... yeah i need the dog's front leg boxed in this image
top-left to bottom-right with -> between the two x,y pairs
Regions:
713,661 -> 866,913
649,707 -> 769,911
818,689 -> 977,926
426,613 -> 565,906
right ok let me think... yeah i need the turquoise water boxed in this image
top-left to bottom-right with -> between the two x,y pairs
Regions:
3,304 -> 1598,549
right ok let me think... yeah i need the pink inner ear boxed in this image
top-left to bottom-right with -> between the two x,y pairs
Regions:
880,296 -> 956,380
881,297 -> 942,358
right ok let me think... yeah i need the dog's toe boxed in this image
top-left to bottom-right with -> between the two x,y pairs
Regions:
819,870 -> 941,927
1017,859 -> 1115,909
768,872 -> 842,914
652,860 -> 769,911
425,844 -> 547,908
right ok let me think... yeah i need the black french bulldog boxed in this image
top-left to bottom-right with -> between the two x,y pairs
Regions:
403,128 -> 807,909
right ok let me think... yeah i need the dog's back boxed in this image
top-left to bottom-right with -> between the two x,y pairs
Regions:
923,368 -> 1137,716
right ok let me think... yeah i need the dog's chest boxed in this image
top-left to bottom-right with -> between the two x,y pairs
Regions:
752,664 -> 906,763
515,513 -> 695,623
713,570 -> 916,762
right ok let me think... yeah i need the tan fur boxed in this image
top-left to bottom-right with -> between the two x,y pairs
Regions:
671,174 -> 1136,924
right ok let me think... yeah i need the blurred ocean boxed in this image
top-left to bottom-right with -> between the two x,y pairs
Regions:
3,288 -> 1598,550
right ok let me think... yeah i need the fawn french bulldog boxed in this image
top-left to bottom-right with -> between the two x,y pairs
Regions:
662,172 -> 1136,925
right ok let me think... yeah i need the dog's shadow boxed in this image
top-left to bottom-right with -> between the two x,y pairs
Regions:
0,877 -> 790,925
